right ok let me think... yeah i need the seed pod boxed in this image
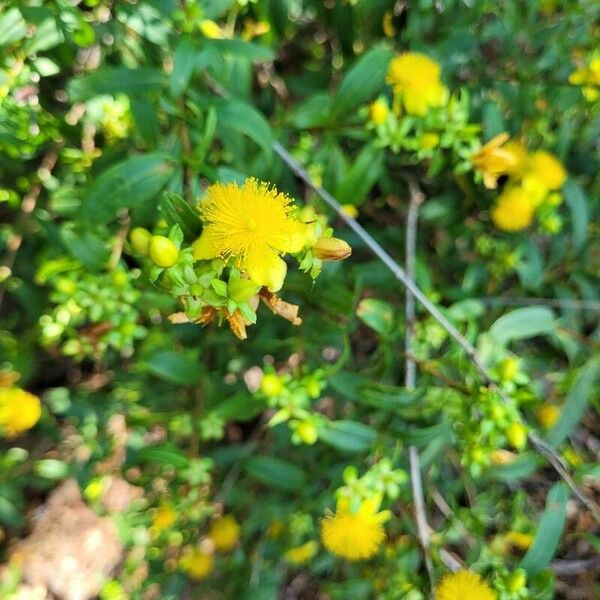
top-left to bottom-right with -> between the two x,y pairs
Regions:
130,227 -> 152,256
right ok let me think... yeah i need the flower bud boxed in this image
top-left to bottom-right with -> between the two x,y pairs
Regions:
261,374 -> 284,397
368,98 -> 389,125
130,227 -> 151,256
506,422 -> 527,450
313,237 -> 352,261
506,569 -> 527,593
228,279 -> 260,303
536,403 -> 560,429
296,421 -> 318,445
148,236 -> 179,268
498,356 -> 519,381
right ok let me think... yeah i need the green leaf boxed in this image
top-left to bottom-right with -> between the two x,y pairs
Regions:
545,357 -> 600,447
359,382 -> 425,412
391,421 -> 453,447
563,179 -> 589,253
68,68 -> 168,101
215,99 -> 273,156
137,445 -> 190,469
82,153 -> 177,223
356,298 -> 395,337
0,8 -> 27,47
159,192 -> 202,240
319,420 -> 377,453
519,483 -> 569,576
59,228 -> 110,271
144,350 -> 201,385
203,38 -> 275,62
245,456 -> 306,491
171,36 -> 197,97
335,144 -> 384,206
131,97 -> 161,145
488,307 -> 556,346
491,454 -> 541,482
329,46 -> 393,119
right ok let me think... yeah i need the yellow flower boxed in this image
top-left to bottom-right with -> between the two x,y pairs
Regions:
242,19 -> 270,41
368,98 -> 389,125
341,204 -> 359,218
151,505 -> 177,534
435,570 -> 497,600
284,540 -> 319,564
382,11 -> 396,38
199,179 -> 313,292
524,150 -> 566,196
472,133 -> 520,189
491,187 -> 535,232
0,388 -> 41,437
209,515 -> 240,552
386,53 -> 447,116
536,404 -> 560,429
506,422 -> 527,450
199,20 -> 223,39
321,496 -> 389,561
419,132 -> 440,150
180,547 -> 214,581
505,531 -> 533,550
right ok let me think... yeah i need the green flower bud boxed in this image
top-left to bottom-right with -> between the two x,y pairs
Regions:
261,374 -> 284,397
296,421 -> 318,445
228,278 -> 260,303
506,569 -> 527,593
130,227 -> 152,256
148,236 -> 179,268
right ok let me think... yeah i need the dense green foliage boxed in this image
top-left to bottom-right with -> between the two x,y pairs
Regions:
1,1 -> 599,599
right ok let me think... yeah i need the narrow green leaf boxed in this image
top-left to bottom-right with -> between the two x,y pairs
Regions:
82,153 -> 177,223
203,38 -> 275,62
130,97 -> 161,145
137,445 -> 190,469
329,46 -> 393,119
335,144 -> 384,206
0,8 -> 27,47
159,192 -> 202,240
519,483 -> 569,576
319,420 -> 377,453
215,99 -> 273,156
545,357 -> 600,447
563,179 -> 589,252
144,350 -> 201,385
245,456 -> 306,491
356,298 -> 395,337
489,307 -> 556,346
68,68 -> 168,101
171,36 -> 197,97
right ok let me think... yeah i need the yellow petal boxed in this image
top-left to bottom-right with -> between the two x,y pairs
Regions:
285,222 -> 317,254
192,229 -> 219,260
245,246 -> 287,292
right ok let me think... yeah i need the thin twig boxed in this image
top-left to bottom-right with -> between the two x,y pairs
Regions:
108,212 -> 130,270
271,140 -> 600,525
402,175 -> 434,591
0,145 -> 60,311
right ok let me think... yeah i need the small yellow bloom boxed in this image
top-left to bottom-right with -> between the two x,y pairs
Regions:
536,404 -> 560,429
180,547 -> 214,581
491,187 -> 535,232
151,505 -> 177,534
490,449 -> 516,465
435,570 -> 497,600
209,515 -> 240,552
242,19 -> 270,41
200,179 -> 313,292
296,421 -> 318,445
341,204 -> 359,218
368,98 -> 389,125
199,20 -> 223,39
472,133 -> 519,189
386,52 -> 447,116
284,540 -> 319,564
0,388 -> 42,437
498,356 -> 519,381
525,150 -> 566,193
261,373 -> 284,397
506,569 -> 527,593
419,132 -> 440,150
506,422 -> 527,450
321,496 -> 389,561
505,531 -> 533,550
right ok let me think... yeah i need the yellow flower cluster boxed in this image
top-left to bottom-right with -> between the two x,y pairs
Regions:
321,496 -> 390,561
569,56 -> 600,101
284,540 -> 319,565
435,570 -> 497,600
386,52 -> 447,116
473,133 -> 566,231
0,387 -> 41,437
179,514 -> 240,581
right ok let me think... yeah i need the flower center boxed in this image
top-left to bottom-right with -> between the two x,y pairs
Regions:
247,217 -> 258,232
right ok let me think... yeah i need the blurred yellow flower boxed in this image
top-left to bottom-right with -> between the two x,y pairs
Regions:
491,187 -> 535,232
505,531 -> 533,550
569,57 -> 600,100
368,98 -> 389,125
472,133 -> 519,189
419,132 -> 440,150
0,388 -> 41,437
242,19 -> 270,41
536,404 -> 560,429
524,150 -> 566,195
209,515 -> 240,552
200,179 -> 314,292
341,204 -> 359,218
321,496 -> 389,561
506,422 -> 527,450
386,52 -> 447,116
199,20 -> 223,39
151,504 -> 177,534
266,519 -> 285,539
180,547 -> 214,581
284,540 -> 319,564
435,570 -> 497,600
